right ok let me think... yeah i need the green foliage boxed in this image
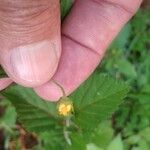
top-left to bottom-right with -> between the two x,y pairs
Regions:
87,143 -> 103,150
71,74 -> 129,130
0,1 -> 149,150
38,131 -> 66,150
107,135 -> 123,150
2,86 -> 59,134
91,122 -> 114,148
0,99 -> 17,131
0,72 -> 128,149
100,8 -> 150,150
69,121 -> 116,150
116,59 -> 137,78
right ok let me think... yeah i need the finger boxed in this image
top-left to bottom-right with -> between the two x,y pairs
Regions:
0,78 -> 13,91
34,0 -> 142,101
0,0 -> 61,87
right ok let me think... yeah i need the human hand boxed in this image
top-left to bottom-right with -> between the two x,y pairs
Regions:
0,0 -> 142,101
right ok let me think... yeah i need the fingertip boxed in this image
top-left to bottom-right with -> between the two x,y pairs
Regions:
34,81 -> 63,102
0,40 -> 61,87
34,35 -> 101,102
0,0 -> 61,88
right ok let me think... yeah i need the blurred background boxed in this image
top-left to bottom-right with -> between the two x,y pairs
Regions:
0,0 -> 150,149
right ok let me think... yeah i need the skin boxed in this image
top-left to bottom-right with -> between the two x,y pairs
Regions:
0,0 -> 142,101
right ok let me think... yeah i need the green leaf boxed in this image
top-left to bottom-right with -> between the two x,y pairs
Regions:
71,73 -> 129,130
39,131 -> 66,150
86,143 -> 103,150
138,140 -> 149,150
137,94 -> 150,104
70,133 -> 87,150
107,135 -> 123,150
1,85 -> 60,134
129,93 -> 150,104
125,135 -> 140,145
0,106 -> 17,128
141,85 -> 150,93
91,121 -> 114,148
140,128 -> 150,142
116,59 -> 137,78
61,0 -> 73,20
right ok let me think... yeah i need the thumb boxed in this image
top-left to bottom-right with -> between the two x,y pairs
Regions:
0,0 -> 61,87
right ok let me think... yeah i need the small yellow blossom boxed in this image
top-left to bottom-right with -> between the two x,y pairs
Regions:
57,97 -> 74,116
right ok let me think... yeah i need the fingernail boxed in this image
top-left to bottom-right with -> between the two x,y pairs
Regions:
1,40 -> 60,87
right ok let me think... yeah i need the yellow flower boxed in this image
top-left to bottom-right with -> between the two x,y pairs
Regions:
57,97 -> 74,116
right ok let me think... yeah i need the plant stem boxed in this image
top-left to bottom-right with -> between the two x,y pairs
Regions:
63,117 -> 72,146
